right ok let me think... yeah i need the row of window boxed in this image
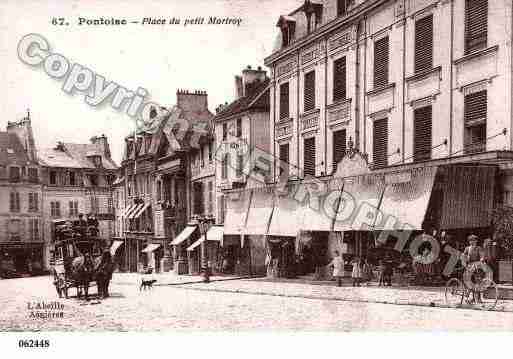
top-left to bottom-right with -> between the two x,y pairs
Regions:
221,153 -> 245,180
276,88 -> 487,174
49,198 -> 112,217
7,218 -> 39,241
279,0 -> 488,118
9,192 -> 39,213
193,142 -> 214,168
6,167 -> 38,183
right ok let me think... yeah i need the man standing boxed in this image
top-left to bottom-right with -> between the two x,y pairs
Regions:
329,250 -> 344,287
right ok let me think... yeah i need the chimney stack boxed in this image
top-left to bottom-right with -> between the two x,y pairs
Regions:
90,134 -> 111,158
234,65 -> 268,99
176,89 -> 208,114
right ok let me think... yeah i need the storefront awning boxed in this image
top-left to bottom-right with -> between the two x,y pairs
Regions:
297,181 -> 336,232
122,204 -> 137,218
171,225 -> 197,245
127,203 -> 145,220
439,165 -> 496,229
224,190 -> 251,235
376,166 -> 437,230
268,185 -> 302,237
141,243 -> 161,253
333,174 -> 385,232
186,225 -> 223,251
245,189 -> 274,235
110,240 -> 124,256
132,203 -> 150,219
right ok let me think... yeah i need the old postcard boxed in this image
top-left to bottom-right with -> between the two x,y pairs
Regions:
1,0 -> 513,351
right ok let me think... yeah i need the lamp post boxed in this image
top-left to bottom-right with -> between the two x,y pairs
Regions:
193,214 -> 215,283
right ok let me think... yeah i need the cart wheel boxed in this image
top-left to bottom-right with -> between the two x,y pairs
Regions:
476,278 -> 498,311
445,278 -> 464,307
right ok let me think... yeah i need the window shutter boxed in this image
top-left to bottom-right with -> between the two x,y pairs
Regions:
464,90 -> 487,125
280,82 -> 290,120
465,0 -> 487,54
373,36 -> 389,88
337,0 -> 347,16
332,129 -> 347,170
413,106 -> 433,162
236,154 -> 244,177
279,143 -> 290,176
222,123 -> 227,140
333,57 -> 347,102
415,15 -> 433,73
373,118 -> 388,168
304,71 -> 316,112
236,118 -> 242,138
303,137 -> 316,177
34,194 -> 38,212
16,193 -> 20,212
10,192 -> 14,212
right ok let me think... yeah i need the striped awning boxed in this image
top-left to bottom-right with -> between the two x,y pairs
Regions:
376,166 -> 437,230
171,225 -> 197,245
122,204 -> 137,218
127,203 -> 144,219
110,240 -> 124,256
268,185 -> 303,237
142,243 -> 161,253
132,203 -> 150,219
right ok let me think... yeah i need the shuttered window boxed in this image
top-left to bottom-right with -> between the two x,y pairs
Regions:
464,90 -> 487,153
236,118 -> 242,138
236,154 -> 244,177
222,123 -> 228,140
333,57 -> 347,102
279,82 -> 289,120
373,118 -> 388,168
303,137 -> 316,177
221,154 -> 229,179
465,0 -> 488,54
374,36 -> 389,88
413,106 -> 433,162
304,71 -> 316,112
279,143 -> 290,176
193,182 -> 204,215
10,192 -> 20,213
332,129 -> 347,171
415,15 -> 433,73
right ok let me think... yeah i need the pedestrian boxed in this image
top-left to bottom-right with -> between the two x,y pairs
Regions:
361,258 -> 373,286
351,256 -> 362,287
383,260 -> 393,286
378,260 -> 385,286
328,250 -> 344,287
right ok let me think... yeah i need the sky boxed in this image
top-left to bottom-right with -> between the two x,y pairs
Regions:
0,0 -> 302,164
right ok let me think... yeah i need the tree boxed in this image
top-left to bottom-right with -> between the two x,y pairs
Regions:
491,205 -> 513,259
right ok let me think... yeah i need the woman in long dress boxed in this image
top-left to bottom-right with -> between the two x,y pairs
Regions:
351,257 -> 362,287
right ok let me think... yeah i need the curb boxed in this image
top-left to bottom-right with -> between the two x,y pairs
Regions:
169,284 -> 510,313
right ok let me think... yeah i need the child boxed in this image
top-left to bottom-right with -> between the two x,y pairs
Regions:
362,259 -> 373,286
351,257 -> 362,287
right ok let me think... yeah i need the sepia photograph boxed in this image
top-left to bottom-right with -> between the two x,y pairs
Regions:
1,0 -> 513,352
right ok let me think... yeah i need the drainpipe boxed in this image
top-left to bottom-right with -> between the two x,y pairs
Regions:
449,0 -> 455,155
324,37 -> 328,175
401,0 -> 406,163
363,17 -> 368,154
297,51 -> 301,178
272,70 -> 277,182
355,20 -> 362,150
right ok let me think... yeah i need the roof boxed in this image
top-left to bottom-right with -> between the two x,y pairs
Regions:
214,79 -> 270,120
0,132 -> 31,166
39,142 -> 117,170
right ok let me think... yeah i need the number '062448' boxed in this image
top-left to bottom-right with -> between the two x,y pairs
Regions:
18,339 -> 50,348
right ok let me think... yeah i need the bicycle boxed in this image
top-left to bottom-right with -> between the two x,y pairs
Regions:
444,262 -> 499,310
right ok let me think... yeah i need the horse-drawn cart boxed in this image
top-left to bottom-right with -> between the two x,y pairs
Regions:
51,218 -> 118,300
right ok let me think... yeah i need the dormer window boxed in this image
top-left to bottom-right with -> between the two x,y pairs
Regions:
301,0 -> 323,34
277,16 -> 296,48
88,155 -> 102,167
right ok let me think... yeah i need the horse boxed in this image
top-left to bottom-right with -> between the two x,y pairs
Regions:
93,251 -> 116,298
67,252 -> 95,300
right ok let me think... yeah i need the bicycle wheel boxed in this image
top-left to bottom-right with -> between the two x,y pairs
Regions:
445,278 -> 464,307
476,278 -> 498,311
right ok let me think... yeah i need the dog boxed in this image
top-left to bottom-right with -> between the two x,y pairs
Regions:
139,278 -> 157,291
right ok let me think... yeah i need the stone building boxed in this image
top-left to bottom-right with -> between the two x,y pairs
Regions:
210,66 -> 271,276
39,134 -> 117,270
0,115 -> 43,276
119,90 -> 214,273
213,0 -> 513,279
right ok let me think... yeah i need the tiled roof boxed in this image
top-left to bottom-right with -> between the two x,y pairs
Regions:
0,132 -> 31,166
214,79 -> 270,120
39,143 -> 117,169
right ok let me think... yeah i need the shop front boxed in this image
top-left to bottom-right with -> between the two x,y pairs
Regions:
0,242 -> 45,277
186,225 -> 223,274
171,224 -> 198,274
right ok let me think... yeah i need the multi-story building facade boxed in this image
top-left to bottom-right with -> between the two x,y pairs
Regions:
211,66 -> 271,276
0,115 -> 43,276
39,134 -> 117,270
213,0 -> 513,279
119,90 -> 214,273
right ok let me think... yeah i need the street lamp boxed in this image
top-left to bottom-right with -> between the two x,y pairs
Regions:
193,214 -> 215,283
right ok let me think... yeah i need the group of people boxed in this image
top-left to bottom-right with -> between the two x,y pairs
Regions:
329,251 -> 393,287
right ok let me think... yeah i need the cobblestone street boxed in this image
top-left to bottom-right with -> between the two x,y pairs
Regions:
1,275 -> 513,331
